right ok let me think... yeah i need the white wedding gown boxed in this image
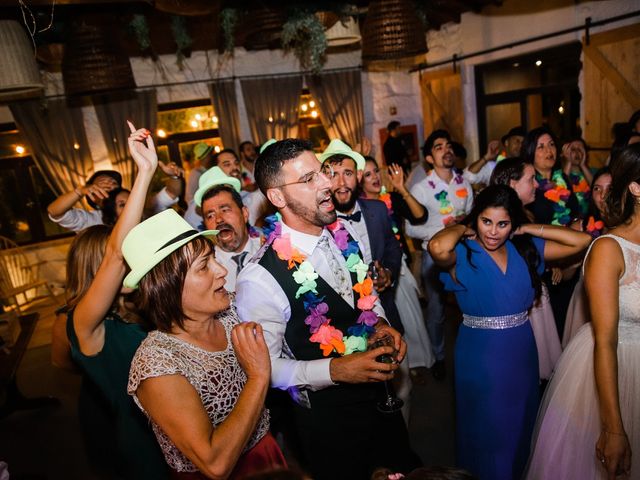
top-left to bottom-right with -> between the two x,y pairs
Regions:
525,234 -> 640,479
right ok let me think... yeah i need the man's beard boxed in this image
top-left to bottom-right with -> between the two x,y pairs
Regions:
331,186 -> 359,213
283,190 -> 337,227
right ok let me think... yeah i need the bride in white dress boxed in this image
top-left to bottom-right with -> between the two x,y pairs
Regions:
525,143 -> 640,480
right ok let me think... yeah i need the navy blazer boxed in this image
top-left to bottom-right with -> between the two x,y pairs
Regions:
357,198 -> 404,333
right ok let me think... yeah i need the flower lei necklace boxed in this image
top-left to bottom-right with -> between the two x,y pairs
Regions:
585,215 -> 605,238
265,213 -> 378,357
378,187 -> 401,241
536,169 -> 572,225
428,169 -> 468,226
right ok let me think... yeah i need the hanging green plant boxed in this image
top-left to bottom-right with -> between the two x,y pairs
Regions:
282,8 -> 327,74
129,14 -> 151,52
170,15 -> 192,69
220,8 -> 239,54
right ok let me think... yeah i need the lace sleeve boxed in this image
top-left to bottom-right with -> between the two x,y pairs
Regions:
127,332 -> 183,398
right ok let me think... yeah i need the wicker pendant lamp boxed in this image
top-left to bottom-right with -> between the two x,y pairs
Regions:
362,0 -> 428,62
0,21 -> 44,102
62,17 -> 136,97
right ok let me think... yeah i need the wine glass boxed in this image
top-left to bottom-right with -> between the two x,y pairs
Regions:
370,334 -> 404,414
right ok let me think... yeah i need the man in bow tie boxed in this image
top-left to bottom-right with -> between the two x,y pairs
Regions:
320,139 -> 404,335
236,139 -> 420,479
195,166 -> 263,292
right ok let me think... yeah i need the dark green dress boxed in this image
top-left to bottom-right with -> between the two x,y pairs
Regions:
67,309 -> 168,479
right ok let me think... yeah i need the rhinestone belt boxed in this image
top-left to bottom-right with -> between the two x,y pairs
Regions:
462,311 -> 529,330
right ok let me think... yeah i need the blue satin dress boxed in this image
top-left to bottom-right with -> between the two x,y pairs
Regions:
441,238 -> 544,480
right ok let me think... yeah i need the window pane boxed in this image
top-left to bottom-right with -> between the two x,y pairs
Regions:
0,167 -> 33,243
485,103 -> 521,144
157,105 -> 218,136
28,165 -> 68,238
483,64 -> 541,95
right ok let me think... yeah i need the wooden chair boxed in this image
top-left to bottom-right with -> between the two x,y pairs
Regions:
0,236 -> 59,314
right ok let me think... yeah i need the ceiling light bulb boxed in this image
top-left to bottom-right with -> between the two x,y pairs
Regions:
309,100 -> 315,108
558,106 -> 565,114
15,145 -> 25,154
214,146 -> 221,153
73,142 -> 80,150
195,114 -> 202,121
212,116 -> 219,124
157,129 -> 167,138
535,60 -> 542,67
301,104 -> 308,112
311,110 -> 318,118
268,116 -> 274,123
190,120 -> 198,128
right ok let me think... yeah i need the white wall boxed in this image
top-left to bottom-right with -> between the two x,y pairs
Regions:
421,0 -> 639,160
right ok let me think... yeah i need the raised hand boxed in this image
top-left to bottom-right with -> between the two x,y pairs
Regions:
127,120 -> 157,174
157,160 -> 184,179
486,139 -> 501,160
387,163 -> 406,193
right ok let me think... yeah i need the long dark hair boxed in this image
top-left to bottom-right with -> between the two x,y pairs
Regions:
582,167 -> 611,231
463,184 -> 542,299
101,187 -> 130,226
605,143 -> 640,227
522,126 -> 561,171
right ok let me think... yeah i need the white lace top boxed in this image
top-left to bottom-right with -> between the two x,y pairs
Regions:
127,306 -> 270,472
587,234 -> 640,345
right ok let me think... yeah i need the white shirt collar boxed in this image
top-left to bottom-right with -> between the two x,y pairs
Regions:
280,220 -> 332,256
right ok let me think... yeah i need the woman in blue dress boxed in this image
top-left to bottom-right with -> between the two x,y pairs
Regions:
428,185 -> 591,480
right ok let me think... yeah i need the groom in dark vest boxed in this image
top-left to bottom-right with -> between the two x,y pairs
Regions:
236,139 -> 420,480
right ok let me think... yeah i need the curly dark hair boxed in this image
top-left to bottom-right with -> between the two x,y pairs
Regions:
463,184 -> 542,300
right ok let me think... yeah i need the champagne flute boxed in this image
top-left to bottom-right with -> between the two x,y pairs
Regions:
370,334 -> 404,414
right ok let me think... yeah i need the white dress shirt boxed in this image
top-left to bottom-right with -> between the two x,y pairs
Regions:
405,169 -> 474,249
215,235 -> 262,292
49,187 -> 178,233
463,161 -> 495,186
235,220 -> 386,394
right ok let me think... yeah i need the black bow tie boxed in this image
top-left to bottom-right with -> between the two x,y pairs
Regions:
338,211 -> 362,222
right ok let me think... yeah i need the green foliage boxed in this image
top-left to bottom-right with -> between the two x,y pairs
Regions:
170,16 -> 193,69
220,8 -> 239,53
282,8 -> 327,74
129,14 -> 151,51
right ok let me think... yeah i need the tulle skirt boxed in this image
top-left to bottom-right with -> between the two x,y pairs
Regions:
525,322 -> 640,480
562,275 -> 590,348
529,283 -> 562,379
395,259 -> 435,369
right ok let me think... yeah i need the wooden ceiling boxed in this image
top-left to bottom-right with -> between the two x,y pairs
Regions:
0,0 -> 501,60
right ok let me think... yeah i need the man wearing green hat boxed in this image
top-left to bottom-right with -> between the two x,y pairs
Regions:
236,139 -> 420,479
193,166 -> 263,292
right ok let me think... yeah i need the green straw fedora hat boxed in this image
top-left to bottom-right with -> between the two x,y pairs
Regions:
122,209 -> 218,289
193,142 -> 213,159
193,166 -> 242,207
318,139 -> 365,171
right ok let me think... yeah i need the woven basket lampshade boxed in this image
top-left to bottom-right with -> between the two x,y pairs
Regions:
241,9 -> 284,50
0,21 -> 44,102
62,19 -> 136,97
362,0 -> 428,62
325,16 -> 361,47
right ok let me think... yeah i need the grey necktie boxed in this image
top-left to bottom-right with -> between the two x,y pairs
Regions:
316,235 -> 351,302
231,251 -> 249,274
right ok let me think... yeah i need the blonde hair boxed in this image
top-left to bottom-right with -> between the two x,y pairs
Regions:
65,225 -> 111,308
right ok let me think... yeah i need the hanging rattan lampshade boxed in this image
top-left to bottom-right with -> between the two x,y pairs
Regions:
362,0 -> 428,62
62,18 -> 136,97
241,8 -> 284,50
0,21 -> 44,102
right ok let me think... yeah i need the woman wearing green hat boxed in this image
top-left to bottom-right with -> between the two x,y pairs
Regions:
123,156 -> 285,476
68,122 -> 168,479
